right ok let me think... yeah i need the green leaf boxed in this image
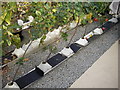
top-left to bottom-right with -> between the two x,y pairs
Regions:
12,35 -> 21,48
9,2 -> 17,10
0,40 -> 4,45
31,29 -> 41,40
6,40 -> 11,46
16,57 -> 25,65
1,2 -> 110,53
1,10 -> 7,20
7,31 -> 13,36
3,25 -> 7,30
0,10 -> 7,25
40,35 -> 46,44
36,10 -> 41,16
81,19 -> 87,26
5,11 -> 12,25
80,12 -> 85,20
19,57 -> 24,61
61,32 -> 68,41
0,18 -> 3,25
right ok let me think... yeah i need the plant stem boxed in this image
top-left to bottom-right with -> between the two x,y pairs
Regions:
43,24 -> 73,63
67,18 -> 80,47
82,26 -> 87,39
117,1 -> 120,16
67,27 -> 78,47
12,40 -> 33,83
44,51 -> 52,62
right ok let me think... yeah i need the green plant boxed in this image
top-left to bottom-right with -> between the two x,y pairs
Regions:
1,2 -> 110,55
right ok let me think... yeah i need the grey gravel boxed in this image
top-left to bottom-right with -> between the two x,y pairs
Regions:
2,21 -> 119,89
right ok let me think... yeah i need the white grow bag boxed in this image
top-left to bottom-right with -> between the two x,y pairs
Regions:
12,48 -> 25,58
93,28 -> 103,35
59,47 -> 74,57
37,62 -> 52,75
75,38 -> 88,46
4,82 -> 20,90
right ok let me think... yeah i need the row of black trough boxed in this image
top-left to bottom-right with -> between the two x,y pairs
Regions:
4,17 -> 120,89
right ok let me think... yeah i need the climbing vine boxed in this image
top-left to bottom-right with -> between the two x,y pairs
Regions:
0,2 -> 110,56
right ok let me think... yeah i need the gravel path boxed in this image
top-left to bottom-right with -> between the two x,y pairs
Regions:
2,21 -> 119,89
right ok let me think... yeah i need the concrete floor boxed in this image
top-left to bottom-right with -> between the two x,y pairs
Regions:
2,22 -> 119,88
70,41 -> 118,88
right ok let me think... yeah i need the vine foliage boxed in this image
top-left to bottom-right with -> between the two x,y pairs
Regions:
0,2 -> 110,56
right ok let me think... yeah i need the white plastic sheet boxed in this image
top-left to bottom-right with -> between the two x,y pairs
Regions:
108,18 -> 118,23
75,38 -> 88,46
109,0 -> 120,15
93,28 -> 103,35
59,47 -> 74,57
4,82 -> 20,90
12,48 -> 25,58
37,62 -> 52,74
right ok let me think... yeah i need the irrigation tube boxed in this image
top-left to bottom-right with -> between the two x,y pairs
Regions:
4,17 -> 119,89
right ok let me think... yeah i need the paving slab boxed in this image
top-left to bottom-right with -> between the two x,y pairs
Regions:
70,40 -> 118,88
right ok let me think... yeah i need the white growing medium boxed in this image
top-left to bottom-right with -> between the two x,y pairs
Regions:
108,18 -> 118,23
12,26 -> 61,57
22,26 -> 61,51
35,38 -> 41,42
93,28 -> 103,35
44,28 -> 61,42
75,38 -> 88,46
12,48 -> 25,58
4,82 -> 20,90
22,40 -> 40,53
59,47 -> 74,57
37,62 -> 52,75
84,32 -> 94,39
22,44 -> 29,51
29,40 -> 40,49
